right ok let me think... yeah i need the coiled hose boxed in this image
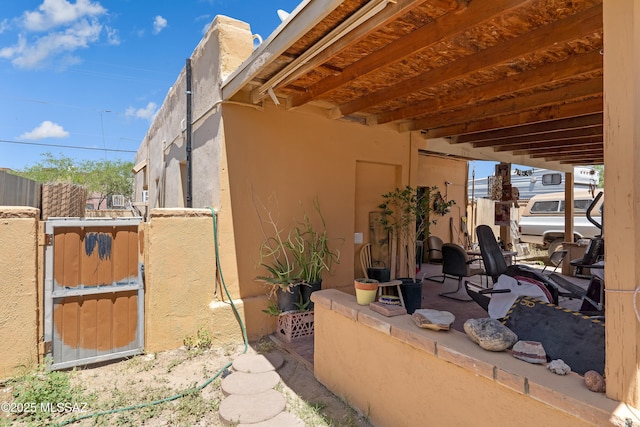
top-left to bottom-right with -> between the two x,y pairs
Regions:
55,207 -> 248,426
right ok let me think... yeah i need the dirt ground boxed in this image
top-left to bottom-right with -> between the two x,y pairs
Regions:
1,338 -> 375,427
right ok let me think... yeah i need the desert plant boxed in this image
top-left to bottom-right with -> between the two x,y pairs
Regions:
289,199 -> 341,285
255,197 -> 341,311
255,201 -> 301,299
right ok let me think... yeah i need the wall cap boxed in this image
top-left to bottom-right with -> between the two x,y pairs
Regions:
0,207 -> 39,219
150,208 -> 213,218
313,289 -> 621,426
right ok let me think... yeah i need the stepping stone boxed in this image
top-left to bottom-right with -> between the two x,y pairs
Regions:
232,352 -> 284,373
221,371 -> 280,396
238,411 -> 305,427
219,389 -> 286,425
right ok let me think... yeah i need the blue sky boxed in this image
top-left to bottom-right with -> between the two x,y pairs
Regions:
0,0 -> 504,179
0,0 -> 300,171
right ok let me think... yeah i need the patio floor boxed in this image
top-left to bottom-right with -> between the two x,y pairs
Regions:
274,260 -> 592,369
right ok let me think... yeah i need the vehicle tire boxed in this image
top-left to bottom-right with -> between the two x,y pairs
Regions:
547,239 -> 564,257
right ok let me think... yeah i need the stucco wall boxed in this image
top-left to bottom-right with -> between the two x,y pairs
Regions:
133,15 -> 253,212
312,289 -> 617,427
134,12 -> 468,340
144,208 -> 253,352
221,103 -> 466,315
0,208 -> 39,378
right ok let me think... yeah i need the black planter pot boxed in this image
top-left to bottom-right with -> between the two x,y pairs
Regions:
367,267 -> 391,283
277,284 -> 301,312
300,280 -> 322,310
399,277 -> 423,314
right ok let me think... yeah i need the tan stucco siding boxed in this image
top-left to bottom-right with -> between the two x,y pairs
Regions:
0,208 -> 39,378
222,103 -> 415,296
144,209 -> 247,351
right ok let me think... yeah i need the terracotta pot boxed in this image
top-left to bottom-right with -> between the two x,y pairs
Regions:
354,278 -> 378,305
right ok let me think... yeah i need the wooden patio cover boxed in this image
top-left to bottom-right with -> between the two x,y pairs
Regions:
224,0 -> 603,168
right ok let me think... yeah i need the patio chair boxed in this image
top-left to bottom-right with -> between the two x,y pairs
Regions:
570,237 -> 604,277
466,225 -> 587,311
435,243 -> 484,301
472,225 -> 565,304
359,243 -> 403,305
360,243 -> 373,279
426,235 -> 444,264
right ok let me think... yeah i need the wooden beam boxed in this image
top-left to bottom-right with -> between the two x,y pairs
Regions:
222,0 -> 345,101
290,0 -> 526,107
335,3 -> 603,117
274,0 -> 439,94
453,113 -> 602,144
408,79 -> 602,131
548,151 -> 603,160
377,50 -> 602,125
528,147 -> 602,158
472,126 -> 602,148
511,140 -> 602,154
418,98 -> 603,138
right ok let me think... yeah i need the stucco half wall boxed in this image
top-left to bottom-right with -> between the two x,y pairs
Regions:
144,208 -> 271,352
312,289 -> 620,427
0,207 -> 39,378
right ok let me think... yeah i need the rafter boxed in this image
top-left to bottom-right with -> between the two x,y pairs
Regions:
408,79 -> 602,132
290,0 -> 526,108
333,3 -> 602,118
512,138 -> 602,156
453,113 -> 602,144
472,126 -> 602,148
418,99 -> 603,138
376,50 -> 602,125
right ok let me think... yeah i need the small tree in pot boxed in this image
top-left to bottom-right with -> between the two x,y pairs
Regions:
378,185 -> 455,282
378,185 -> 454,314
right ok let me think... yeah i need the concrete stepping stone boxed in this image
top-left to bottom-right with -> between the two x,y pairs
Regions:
238,411 -> 305,427
221,371 -> 280,396
219,389 -> 286,425
232,352 -> 284,373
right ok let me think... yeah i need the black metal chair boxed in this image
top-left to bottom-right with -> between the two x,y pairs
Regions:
467,225 -> 588,310
473,225 -> 562,304
430,243 -> 484,301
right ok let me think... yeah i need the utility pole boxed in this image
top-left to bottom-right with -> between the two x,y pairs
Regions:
99,110 -> 111,160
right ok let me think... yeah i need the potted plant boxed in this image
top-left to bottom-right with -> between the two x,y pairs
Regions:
354,278 -> 379,305
255,202 -> 302,314
255,198 -> 341,314
289,200 -> 341,310
378,185 -> 455,313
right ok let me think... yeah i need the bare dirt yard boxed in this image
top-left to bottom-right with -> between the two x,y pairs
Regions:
1,338 -> 374,427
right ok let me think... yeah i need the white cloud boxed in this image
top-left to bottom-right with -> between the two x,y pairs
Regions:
9,19 -> 102,69
105,25 -> 120,45
23,0 -> 106,32
126,102 -> 158,121
0,1 -> 111,69
20,121 -> 70,140
153,16 -> 167,35
0,19 -> 10,34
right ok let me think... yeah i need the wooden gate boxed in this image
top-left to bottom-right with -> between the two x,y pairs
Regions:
44,217 -> 144,369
